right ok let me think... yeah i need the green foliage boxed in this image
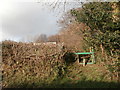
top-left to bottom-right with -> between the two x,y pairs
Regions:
71,2 -> 120,49
71,2 -> 120,79
71,2 -> 119,31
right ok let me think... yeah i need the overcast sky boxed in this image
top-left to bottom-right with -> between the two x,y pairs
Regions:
0,0 -> 84,42
0,0 -> 117,42
2,0 -> 114,42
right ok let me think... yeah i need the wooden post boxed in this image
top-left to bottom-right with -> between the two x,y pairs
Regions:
76,55 -> 80,65
100,44 -> 104,56
90,47 -> 95,63
83,58 -> 86,66
92,48 -> 95,63
90,47 -> 92,52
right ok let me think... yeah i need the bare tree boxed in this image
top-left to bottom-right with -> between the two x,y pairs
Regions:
34,34 -> 48,43
48,34 -> 60,43
35,0 -> 85,12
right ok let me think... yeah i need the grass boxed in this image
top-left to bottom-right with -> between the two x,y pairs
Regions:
4,76 -> 118,88
45,63 -> 119,88
3,63 -> 119,88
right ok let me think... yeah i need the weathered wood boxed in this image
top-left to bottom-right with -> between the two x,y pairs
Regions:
83,58 -> 86,66
80,55 -> 91,59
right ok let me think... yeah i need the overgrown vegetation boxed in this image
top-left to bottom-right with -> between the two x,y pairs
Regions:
2,40 -> 118,88
1,2 -> 120,88
71,2 -> 120,82
2,41 -> 69,88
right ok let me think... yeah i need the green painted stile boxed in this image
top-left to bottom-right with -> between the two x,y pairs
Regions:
74,48 -> 95,65
74,52 -> 94,54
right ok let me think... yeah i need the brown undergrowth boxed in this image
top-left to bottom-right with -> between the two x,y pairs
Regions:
2,40 -> 70,88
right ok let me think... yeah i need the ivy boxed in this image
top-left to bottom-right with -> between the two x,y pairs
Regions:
71,2 -> 120,77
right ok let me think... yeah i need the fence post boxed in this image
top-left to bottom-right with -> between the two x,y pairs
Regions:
91,48 -> 95,63
83,58 -> 86,66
